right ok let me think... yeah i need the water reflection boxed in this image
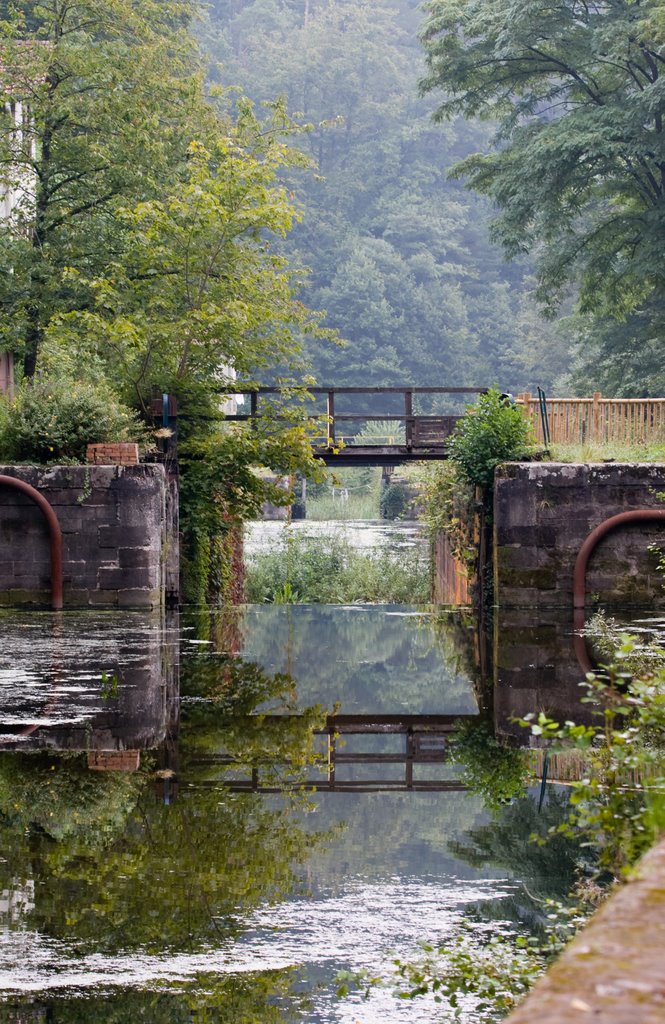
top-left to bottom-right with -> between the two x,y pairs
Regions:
0,603 -> 586,1022
0,611 -> 179,754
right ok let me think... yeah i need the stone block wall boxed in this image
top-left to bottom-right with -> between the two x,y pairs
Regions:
0,464 -> 178,608
494,463 -> 665,610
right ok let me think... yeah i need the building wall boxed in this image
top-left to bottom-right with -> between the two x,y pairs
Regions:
0,464 -> 178,608
494,463 -> 665,611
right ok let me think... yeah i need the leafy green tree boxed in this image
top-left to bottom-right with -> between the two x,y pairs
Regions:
420,0 -> 665,388
45,113 -> 333,412
567,299 -> 665,397
0,0 -> 204,378
202,0 -> 572,393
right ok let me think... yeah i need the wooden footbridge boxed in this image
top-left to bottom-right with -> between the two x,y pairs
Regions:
224,386 -> 486,465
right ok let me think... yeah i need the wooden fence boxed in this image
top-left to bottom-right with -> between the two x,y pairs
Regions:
517,392 -> 665,445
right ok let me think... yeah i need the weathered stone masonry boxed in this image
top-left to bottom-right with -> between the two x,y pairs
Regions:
0,464 -> 178,608
494,462 -> 665,610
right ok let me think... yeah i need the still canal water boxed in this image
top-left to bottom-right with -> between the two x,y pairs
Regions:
0,522 -> 581,1023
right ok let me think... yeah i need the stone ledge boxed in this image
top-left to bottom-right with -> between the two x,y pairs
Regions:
506,839 -> 665,1024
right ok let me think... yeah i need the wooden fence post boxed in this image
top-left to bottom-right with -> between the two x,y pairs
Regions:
327,390 -> 335,447
519,392 -> 538,438
592,391 -> 602,442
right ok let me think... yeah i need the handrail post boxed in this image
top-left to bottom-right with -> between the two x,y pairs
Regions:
405,389 -> 414,448
250,391 -> 258,430
327,390 -> 335,447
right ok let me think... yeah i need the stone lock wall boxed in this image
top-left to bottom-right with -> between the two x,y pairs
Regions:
494,463 -> 665,610
0,465 -> 178,609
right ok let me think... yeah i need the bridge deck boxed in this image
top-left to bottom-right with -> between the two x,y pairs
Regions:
311,444 -> 455,465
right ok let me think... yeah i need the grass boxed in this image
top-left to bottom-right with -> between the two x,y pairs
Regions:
306,465 -> 383,521
549,441 -> 665,462
245,530 -> 430,604
306,490 -> 380,521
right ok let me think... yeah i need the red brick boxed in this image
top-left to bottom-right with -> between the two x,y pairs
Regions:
86,443 -> 139,466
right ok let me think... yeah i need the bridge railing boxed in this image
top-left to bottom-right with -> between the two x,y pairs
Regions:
223,386 -> 486,449
518,391 -> 665,445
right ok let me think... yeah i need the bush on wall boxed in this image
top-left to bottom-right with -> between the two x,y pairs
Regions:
0,374 -> 141,463
447,388 -> 534,492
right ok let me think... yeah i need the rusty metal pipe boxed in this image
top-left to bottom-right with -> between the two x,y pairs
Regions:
572,510 -> 665,676
573,509 -> 665,611
0,474 -> 64,610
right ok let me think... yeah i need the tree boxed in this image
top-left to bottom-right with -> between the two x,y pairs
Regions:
420,0 -> 665,386
0,0 -> 206,378
202,0 -> 572,393
45,110 -> 332,411
0,3 -> 333,602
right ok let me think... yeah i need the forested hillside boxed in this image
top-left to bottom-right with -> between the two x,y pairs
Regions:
201,0 -> 570,393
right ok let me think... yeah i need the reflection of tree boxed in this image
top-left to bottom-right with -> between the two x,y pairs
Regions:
0,639 -> 334,956
0,973 -> 306,1023
450,792 -> 590,932
185,606 -> 245,657
238,606 -> 479,714
182,650 -> 299,714
0,751 -> 144,841
0,764 -> 328,953
180,622 -> 331,780
447,719 -> 533,812
430,610 -> 485,706
22,789 -> 325,952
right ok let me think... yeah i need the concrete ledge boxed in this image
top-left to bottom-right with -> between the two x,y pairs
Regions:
507,840 -> 665,1024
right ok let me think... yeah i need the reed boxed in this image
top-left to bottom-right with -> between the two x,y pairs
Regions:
245,531 -> 430,604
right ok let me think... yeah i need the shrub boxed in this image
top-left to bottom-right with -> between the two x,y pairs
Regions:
380,481 -> 411,520
447,389 -> 534,491
0,375 -> 141,463
418,461 -> 476,563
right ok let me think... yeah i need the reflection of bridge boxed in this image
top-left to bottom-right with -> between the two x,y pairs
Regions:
184,714 -> 474,794
225,386 -> 486,465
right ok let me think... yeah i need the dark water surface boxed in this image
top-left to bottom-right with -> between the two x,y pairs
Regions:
0,601 -> 579,1023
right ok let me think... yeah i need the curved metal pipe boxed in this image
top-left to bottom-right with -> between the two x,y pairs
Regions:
0,474 -> 63,610
572,509 -> 665,675
573,509 -> 665,610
